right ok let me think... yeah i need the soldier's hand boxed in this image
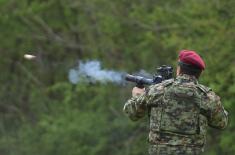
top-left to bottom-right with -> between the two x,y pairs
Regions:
132,87 -> 145,97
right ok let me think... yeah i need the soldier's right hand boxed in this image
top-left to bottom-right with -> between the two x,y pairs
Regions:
132,87 -> 145,97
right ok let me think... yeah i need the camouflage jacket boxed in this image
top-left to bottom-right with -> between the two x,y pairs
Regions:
123,74 -> 228,149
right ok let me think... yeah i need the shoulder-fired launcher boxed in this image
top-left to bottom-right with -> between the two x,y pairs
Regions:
125,65 -> 173,88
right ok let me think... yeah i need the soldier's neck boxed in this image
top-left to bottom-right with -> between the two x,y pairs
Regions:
176,74 -> 198,84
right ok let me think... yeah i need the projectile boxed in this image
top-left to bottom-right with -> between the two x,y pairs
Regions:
24,54 -> 36,60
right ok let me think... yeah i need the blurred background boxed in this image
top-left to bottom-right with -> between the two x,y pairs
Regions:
0,0 -> 234,155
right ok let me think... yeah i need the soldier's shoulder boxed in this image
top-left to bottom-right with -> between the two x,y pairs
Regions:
147,79 -> 174,95
196,83 -> 212,94
162,78 -> 174,86
196,84 -> 221,102
150,79 -> 174,89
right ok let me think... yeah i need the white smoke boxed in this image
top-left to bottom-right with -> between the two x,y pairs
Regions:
68,60 -> 125,84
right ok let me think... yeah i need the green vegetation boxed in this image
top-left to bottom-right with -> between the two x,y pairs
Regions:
0,0 -> 234,154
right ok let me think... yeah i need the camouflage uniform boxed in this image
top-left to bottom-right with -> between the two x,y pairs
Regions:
123,74 -> 228,155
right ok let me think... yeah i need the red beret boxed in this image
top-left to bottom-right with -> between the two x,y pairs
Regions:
179,50 -> 205,70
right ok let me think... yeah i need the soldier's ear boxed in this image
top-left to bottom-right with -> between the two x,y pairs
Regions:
176,66 -> 181,76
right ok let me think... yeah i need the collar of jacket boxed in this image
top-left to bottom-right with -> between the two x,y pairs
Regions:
176,74 -> 198,84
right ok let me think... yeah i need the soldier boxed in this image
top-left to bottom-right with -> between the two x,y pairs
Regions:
123,50 -> 228,155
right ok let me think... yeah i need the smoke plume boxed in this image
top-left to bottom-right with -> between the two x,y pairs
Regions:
68,60 -> 125,84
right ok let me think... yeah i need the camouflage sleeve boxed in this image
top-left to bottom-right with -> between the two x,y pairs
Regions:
123,93 -> 148,121
123,85 -> 158,121
202,91 -> 228,129
123,84 -> 164,121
